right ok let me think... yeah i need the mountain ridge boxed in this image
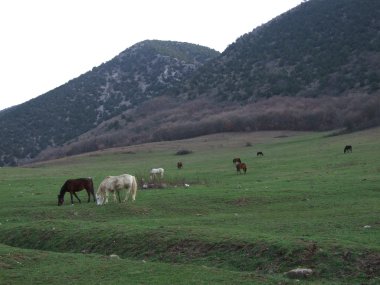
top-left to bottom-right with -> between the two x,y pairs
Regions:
0,40 -> 219,165
178,0 -> 380,101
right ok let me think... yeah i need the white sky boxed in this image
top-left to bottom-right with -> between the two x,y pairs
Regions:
0,0 -> 302,111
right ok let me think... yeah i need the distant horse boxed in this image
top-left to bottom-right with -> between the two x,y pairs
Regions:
150,168 -> 164,180
96,174 -> 138,205
344,145 -> 352,153
58,178 -> 95,206
233,158 -> 241,165
177,162 -> 183,169
257,151 -> 264,156
236,162 -> 247,174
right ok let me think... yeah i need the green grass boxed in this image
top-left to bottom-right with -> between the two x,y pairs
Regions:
0,129 -> 379,284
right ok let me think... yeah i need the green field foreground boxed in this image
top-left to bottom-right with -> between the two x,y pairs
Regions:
0,129 -> 379,284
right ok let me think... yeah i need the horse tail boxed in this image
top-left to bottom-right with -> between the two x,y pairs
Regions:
88,177 -> 96,201
131,176 -> 138,201
89,178 -> 95,193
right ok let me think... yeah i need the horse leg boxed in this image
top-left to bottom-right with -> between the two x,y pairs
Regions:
70,192 -> 74,205
86,190 -> 90,202
124,187 -> 130,202
117,190 -> 121,203
111,191 -> 117,202
73,192 -> 81,203
105,191 -> 109,204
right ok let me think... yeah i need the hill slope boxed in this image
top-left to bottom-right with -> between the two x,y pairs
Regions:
35,0 -> 380,162
180,0 -> 380,101
0,41 -> 219,166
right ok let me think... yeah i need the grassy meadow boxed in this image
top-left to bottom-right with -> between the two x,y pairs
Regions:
0,129 -> 379,284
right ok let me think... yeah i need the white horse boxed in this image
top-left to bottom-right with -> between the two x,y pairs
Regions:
96,174 -> 138,205
150,168 -> 164,180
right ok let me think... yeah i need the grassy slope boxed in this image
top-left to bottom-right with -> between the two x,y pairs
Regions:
0,129 -> 379,284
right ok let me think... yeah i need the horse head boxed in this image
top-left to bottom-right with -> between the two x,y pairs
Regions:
95,193 -> 104,205
57,194 -> 64,206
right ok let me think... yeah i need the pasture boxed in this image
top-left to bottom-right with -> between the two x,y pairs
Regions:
0,129 -> 379,284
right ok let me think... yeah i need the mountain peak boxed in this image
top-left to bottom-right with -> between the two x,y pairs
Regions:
0,40 -> 219,166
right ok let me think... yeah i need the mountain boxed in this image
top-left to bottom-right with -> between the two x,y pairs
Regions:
0,41 -> 219,166
179,0 -> 380,101
2,0 -> 380,166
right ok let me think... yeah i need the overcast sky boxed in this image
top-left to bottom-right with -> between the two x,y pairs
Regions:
0,0 -> 302,111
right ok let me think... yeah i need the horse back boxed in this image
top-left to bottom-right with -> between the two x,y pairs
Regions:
66,178 -> 93,192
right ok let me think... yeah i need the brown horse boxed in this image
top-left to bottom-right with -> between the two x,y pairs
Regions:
177,162 -> 183,169
58,178 -> 95,206
344,145 -> 352,153
236,162 -> 247,174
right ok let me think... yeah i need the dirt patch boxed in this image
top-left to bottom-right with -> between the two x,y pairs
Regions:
358,252 -> 380,277
0,261 -> 13,269
228,197 -> 251,206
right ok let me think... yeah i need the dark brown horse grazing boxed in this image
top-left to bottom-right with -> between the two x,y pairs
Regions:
236,162 -> 247,174
257,151 -> 264,156
344,145 -> 352,153
233,158 -> 241,165
58,178 -> 95,206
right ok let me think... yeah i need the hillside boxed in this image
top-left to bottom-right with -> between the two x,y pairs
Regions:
0,41 -> 219,166
180,0 -> 380,100
36,0 -> 380,162
2,0 -> 380,166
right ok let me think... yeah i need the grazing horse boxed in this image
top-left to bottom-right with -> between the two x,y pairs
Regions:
236,162 -> 247,174
344,145 -> 352,153
58,178 -> 95,206
96,174 -> 138,205
150,168 -> 164,180
233,158 -> 241,165
257,151 -> 264,156
177,162 -> 183,169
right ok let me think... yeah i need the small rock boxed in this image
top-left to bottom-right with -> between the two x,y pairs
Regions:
363,225 -> 371,229
285,268 -> 313,279
109,254 -> 121,259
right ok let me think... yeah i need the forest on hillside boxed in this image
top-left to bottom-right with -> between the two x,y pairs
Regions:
35,93 -> 380,162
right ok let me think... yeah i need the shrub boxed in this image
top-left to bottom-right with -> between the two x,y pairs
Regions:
176,149 -> 193,155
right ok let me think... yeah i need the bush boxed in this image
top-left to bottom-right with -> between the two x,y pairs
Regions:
176,149 -> 193,155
